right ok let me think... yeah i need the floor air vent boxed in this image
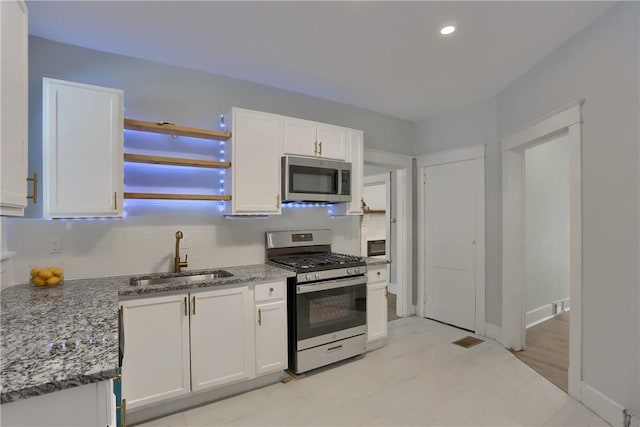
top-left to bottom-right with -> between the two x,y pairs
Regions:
452,336 -> 484,349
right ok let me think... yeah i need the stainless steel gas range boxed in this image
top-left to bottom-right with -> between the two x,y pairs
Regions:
266,229 -> 367,374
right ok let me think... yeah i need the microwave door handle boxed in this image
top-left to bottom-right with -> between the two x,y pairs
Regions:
297,276 -> 366,294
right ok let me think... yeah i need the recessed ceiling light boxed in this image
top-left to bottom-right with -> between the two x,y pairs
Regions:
440,25 -> 456,35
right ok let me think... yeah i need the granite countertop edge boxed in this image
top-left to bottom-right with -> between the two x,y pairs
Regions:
0,368 -> 118,404
0,263 -> 294,404
363,257 -> 391,266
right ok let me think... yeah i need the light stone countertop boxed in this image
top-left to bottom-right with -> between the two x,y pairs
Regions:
0,264 -> 294,404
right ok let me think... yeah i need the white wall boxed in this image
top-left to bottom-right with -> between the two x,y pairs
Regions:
498,2 -> 638,413
525,135 -> 570,314
362,182 -> 386,210
413,96 -> 502,327
2,36 -> 413,283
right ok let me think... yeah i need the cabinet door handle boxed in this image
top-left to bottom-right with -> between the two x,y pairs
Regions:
26,173 -> 38,204
258,308 -> 262,326
314,141 -> 318,155
276,194 -> 280,206
192,296 -> 196,315
184,297 -> 188,316
385,286 -> 388,298
114,192 -> 118,211
319,141 -> 322,156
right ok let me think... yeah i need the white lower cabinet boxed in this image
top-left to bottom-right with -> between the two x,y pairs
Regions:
121,294 -> 191,410
367,266 -> 389,344
190,286 -> 255,392
254,281 -> 287,375
121,280 -> 287,412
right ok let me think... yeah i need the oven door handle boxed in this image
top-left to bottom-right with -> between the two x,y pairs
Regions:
296,276 -> 366,294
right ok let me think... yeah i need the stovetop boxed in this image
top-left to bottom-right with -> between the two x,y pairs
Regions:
269,252 -> 365,273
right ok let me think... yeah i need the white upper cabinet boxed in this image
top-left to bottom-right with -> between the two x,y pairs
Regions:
225,108 -> 282,216
43,79 -> 123,218
0,1 -> 29,217
331,129 -> 364,216
283,117 -> 347,160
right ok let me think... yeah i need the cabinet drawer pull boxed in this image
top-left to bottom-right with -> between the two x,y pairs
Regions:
258,308 -> 262,326
269,287 -> 274,293
27,173 -> 38,204
327,344 -> 342,353
192,296 -> 196,315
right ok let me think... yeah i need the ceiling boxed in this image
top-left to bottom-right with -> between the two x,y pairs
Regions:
27,1 -> 613,122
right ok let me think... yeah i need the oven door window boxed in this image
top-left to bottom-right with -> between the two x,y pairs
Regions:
296,283 -> 366,341
290,165 -> 339,195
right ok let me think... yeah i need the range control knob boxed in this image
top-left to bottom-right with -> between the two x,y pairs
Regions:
306,274 -> 312,281
315,273 -> 321,279
354,267 -> 360,274
347,268 -> 352,274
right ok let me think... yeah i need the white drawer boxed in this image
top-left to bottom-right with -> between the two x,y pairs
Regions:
255,281 -> 285,302
367,267 -> 388,284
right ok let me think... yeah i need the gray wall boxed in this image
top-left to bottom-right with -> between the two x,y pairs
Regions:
8,36 -> 414,281
415,1 -> 639,414
498,2 -> 639,413
525,135 -> 570,313
413,97 -> 502,326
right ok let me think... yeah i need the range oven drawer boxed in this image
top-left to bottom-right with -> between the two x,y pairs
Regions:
295,333 -> 366,374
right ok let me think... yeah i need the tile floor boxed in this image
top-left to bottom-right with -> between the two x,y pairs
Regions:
138,317 -> 608,427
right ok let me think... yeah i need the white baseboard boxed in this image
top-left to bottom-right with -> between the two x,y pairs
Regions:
525,298 -> 570,328
580,381 -> 627,427
484,323 -> 502,341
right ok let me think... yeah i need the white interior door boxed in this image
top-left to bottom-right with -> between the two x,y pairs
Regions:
423,159 -> 479,331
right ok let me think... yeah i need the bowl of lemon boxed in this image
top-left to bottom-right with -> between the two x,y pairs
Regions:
31,267 -> 64,287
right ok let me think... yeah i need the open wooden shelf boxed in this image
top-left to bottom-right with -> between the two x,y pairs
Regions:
124,153 -> 231,169
124,119 -> 231,141
124,192 -> 231,201
363,209 -> 386,214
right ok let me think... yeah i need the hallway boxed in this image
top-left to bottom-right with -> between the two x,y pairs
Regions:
513,312 -> 570,392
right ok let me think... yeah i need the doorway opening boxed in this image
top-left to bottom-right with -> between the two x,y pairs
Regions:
501,101 -> 583,398
363,149 -> 413,319
512,134 -> 571,392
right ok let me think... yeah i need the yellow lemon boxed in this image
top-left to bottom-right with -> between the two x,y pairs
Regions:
32,277 -> 47,287
30,267 -> 41,278
49,267 -> 64,277
46,276 -> 62,286
38,269 -> 53,280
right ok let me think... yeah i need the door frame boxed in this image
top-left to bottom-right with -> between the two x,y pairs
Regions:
500,100 -> 583,399
364,148 -> 413,317
362,172 -> 391,267
416,143 -> 486,335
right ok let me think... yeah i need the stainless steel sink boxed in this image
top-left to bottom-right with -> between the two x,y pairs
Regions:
131,270 -> 233,287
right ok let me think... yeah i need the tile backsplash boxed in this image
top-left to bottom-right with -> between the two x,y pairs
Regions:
3,206 -> 360,284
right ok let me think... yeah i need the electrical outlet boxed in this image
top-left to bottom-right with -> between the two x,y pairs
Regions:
180,233 -> 191,250
50,238 -> 63,254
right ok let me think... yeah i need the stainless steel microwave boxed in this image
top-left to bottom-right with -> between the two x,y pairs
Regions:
282,156 -> 352,203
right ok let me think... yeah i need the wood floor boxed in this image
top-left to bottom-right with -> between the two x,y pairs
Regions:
513,311 -> 569,393
387,292 -> 400,321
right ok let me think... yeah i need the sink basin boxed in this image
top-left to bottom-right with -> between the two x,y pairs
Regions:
131,270 -> 234,287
